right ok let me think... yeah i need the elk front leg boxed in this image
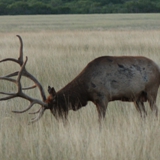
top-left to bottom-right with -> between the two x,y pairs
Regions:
148,100 -> 158,117
147,91 -> 158,117
134,101 -> 147,118
140,102 -> 147,117
95,98 -> 108,125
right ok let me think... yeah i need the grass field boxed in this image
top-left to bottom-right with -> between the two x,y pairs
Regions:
0,14 -> 160,160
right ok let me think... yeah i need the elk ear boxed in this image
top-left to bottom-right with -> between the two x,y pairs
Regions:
48,86 -> 56,96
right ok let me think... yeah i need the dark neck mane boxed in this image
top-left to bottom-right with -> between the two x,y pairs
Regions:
56,79 -> 88,111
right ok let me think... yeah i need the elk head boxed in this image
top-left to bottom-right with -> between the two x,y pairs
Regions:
46,86 -> 70,121
0,35 -> 54,124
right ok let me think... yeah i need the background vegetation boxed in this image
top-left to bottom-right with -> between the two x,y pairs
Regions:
0,0 -> 160,15
0,14 -> 160,159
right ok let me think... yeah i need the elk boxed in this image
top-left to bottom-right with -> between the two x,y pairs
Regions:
0,35 -> 159,124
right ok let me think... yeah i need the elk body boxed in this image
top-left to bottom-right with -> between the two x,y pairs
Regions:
0,35 -> 159,124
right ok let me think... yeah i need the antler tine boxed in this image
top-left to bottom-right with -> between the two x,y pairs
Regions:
0,58 -> 20,64
4,71 -> 19,78
28,107 -> 46,124
24,71 -> 46,101
12,101 -> 36,113
0,35 -> 23,66
17,56 -> 27,79
0,76 -> 16,83
22,85 -> 37,90
0,94 -> 17,101
16,35 -> 23,65
29,107 -> 41,114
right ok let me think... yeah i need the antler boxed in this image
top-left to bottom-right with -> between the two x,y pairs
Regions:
0,35 -> 48,124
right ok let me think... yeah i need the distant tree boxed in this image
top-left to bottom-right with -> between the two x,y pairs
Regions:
0,2 -> 7,15
50,0 -> 62,7
0,0 -> 159,14
125,0 -> 158,13
29,2 -> 53,14
7,1 -> 30,14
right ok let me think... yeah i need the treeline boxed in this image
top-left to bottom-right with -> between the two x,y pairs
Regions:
0,0 -> 160,15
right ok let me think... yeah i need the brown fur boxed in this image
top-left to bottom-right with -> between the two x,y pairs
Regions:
45,95 -> 54,104
46,56 -> 160,123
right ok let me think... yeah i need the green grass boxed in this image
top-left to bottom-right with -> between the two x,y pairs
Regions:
0,14 -> 160,160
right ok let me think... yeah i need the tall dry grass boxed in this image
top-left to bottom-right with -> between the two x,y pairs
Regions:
0,14 -> 160,160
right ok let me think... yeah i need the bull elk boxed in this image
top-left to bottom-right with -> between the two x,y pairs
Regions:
0,35 -> 159,124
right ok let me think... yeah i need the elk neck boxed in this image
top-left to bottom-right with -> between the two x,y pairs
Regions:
56,78 -> 89,111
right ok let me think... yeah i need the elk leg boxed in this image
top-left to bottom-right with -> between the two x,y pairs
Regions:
134,101 -> 147,118
134,101 -> 143,117
148,99 -> 158,117
147,89 -> 158,117
140,102 -> 147,117
95,99 -> 108,124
